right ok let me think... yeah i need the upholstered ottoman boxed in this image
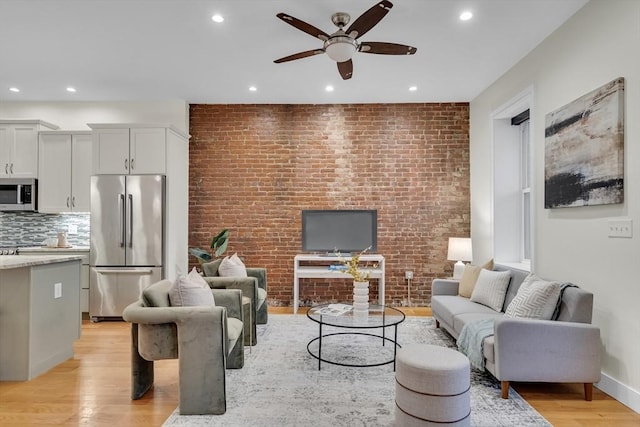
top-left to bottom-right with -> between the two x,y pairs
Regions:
395,344 -> 471,426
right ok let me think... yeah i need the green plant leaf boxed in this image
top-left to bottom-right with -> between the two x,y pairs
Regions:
211,229 -> 229,257
188,247 -> 212,263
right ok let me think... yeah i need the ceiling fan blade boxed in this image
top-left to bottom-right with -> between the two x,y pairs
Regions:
359,42 -> 417,55
274,49 -> 325,63
276,13 -> 330,41
346,0 -> 393,39
337,60 -> 353,80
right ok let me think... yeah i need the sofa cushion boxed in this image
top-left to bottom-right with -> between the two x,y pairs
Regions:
432,295 -> 500,330
505,278 -> 561,320
226,317 -> 243,353
458,259 -> 494,297
169,274 -> 216,307
219,253 -> 248,277
470,269 -> 511,312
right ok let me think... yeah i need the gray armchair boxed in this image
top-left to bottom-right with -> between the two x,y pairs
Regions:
201,259 -> 268,346
122,280 -> 244,415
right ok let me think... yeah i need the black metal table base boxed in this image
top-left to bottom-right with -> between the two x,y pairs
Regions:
307,328 -> 401,370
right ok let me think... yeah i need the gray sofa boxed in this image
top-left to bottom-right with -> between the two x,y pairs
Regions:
431,264 -> 601,400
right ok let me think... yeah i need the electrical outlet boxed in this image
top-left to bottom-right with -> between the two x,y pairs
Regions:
405,271 -> 414,279
67,224 -> 78,235
54,282 -> 62,299
608,219 -> 632,238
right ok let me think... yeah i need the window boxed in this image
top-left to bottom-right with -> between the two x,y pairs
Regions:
491,87 -> 534,269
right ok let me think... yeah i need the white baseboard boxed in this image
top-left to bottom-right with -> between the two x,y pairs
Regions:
596,372 -> 640,414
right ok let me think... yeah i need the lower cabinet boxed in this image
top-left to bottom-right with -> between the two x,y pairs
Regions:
19,248 -> 90,315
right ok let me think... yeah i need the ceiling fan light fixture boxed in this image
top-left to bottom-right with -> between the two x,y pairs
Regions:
324,36 -> 357,62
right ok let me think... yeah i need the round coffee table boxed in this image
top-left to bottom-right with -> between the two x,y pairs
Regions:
306,303 -> 405,370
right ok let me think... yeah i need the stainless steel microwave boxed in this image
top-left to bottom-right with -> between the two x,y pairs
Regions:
0,178 -> 37,211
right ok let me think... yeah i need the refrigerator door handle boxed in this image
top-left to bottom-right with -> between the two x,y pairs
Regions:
119,194 -> 126,247
128,194 -> 134,248
93,268 -> 154,275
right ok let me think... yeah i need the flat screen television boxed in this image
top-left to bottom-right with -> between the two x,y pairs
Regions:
301,209 -> 377,254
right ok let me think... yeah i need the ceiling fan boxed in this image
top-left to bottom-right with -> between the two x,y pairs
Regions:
273,0 -> 417,80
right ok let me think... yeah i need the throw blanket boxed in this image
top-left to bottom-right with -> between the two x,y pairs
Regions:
456,318 -> 495,370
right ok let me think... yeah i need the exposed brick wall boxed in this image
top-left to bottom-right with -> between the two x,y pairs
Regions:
189,103 -> 469,307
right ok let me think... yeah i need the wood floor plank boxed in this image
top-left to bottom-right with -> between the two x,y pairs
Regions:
0,308 -> 637,426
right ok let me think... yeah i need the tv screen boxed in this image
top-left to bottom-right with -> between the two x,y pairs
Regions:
302,209 -> 377,253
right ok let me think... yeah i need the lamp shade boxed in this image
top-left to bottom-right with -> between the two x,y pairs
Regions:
447,237 -> 472,262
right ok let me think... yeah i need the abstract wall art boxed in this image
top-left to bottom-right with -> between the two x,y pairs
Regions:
544,77 -> 624,208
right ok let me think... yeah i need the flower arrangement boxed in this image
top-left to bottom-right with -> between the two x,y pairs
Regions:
335,246 -> 377,282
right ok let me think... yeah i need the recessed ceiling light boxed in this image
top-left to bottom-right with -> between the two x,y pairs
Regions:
66,87 -> 77,93
460,11 -> 473,21
211,14 -> 224,23
325,85 -> 334,92
249,86 -> 257,92
409,86 -> 417,92
9,87 -> 20,93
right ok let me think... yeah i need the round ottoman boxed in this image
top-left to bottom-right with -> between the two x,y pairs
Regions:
395,344 -> 471,426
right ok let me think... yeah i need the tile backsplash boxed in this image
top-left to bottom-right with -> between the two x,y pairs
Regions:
0,212 -> 90,247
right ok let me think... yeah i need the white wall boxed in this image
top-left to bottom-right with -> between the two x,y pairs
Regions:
0,100 -> 189,133
470,0 -> 640,412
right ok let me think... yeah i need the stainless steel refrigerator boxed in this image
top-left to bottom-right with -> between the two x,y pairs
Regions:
89,174 -> 165,321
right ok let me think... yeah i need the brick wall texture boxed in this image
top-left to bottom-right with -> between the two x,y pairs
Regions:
189,103 -> 470,307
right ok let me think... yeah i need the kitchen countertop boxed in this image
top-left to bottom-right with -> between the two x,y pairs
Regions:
0,254 -> 84,270
19,246 -> 90,252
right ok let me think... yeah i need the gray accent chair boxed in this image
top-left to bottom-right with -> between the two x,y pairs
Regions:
202,259 -> 268,346
431,264 -> 601,401
122,280 -> 244,415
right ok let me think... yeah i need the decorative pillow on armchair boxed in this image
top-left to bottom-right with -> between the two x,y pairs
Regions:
458,259 -> 494,298
469,268 -> 511,312
169,267 -> 216,307
218,253 -> 248,277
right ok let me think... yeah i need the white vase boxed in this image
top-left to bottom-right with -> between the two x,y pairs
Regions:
353,281 -> 369,319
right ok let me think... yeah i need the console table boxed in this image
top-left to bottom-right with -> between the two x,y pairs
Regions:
293,253 -> 385,314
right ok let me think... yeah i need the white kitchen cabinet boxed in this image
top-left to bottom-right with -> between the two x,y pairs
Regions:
38,131 -> 92,212
90,125 -> 166,174
0,120 -> 58,178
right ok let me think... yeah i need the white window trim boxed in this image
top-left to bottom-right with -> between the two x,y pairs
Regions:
490,85 -> 535,272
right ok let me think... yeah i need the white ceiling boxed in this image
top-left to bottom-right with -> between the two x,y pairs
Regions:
0,0 -> 588,104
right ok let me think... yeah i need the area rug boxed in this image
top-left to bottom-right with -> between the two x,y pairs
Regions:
163,314 -> 551,427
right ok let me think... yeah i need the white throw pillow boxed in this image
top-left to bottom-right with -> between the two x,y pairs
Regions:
470,269 -> 511,312
521,273 -> 561,319
505,276 -> 561,320
218,253 -> 248,277
169,271 -> 215,307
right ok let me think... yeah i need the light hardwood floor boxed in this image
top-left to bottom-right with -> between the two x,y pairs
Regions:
0,308 -> 638,427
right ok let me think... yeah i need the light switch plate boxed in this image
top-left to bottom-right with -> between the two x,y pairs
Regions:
608,219 -> 633,238
54,282 -> 62,299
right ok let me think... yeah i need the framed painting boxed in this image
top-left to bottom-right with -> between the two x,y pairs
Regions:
544,77 -> 624,208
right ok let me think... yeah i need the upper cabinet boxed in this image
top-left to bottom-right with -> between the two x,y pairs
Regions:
0,120 -> 58,178
89,125 -> 168,174
38,131 -> 92,213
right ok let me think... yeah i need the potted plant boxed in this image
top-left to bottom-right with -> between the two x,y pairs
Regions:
189,228 -> 229,264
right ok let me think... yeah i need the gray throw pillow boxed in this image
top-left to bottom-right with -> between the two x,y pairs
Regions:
470,269 -> 511,312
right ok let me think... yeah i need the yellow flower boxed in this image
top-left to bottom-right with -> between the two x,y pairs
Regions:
335,246 -> 377,282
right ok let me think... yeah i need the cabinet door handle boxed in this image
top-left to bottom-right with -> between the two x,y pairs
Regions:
125,159 -> 128,170
4,164 -> 7,174
9,163 -> 13,174
130,158 -> 134,170
72,196 -> 75,208
66,196 -> 70,208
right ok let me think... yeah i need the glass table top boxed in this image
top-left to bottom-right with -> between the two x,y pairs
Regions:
307,303 -> 405,328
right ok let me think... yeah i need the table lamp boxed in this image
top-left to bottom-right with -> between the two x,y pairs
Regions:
447,237 -> 472,279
